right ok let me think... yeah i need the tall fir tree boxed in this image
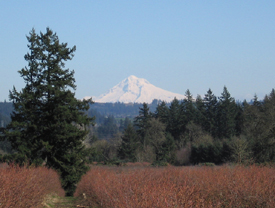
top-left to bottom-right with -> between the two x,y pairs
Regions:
155,100 -> 169,125
167,98 -> 183,146
134,103 -> 152,147
2,28 -> 94,195
203,89 -> 218,137
216,86 -> 237,139
181,89 -> 196,125
194,94 -> 206,127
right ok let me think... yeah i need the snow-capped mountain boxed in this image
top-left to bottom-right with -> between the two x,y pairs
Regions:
85,75 -> 186,103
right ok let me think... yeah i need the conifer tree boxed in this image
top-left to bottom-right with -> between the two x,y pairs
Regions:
167,98 -> 182,142
119,123 -> 138,162
155,101 -> 169,124
181,89 -> 196,125
194,95 -> 206,127
134,103 -> 152,147
167,98 -> 185,144
217,86 -> 237,139
203,89 -> 218,137
2,28 -> 94,195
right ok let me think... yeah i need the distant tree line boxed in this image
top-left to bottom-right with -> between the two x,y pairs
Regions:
87,87 -> 275,166
88,100 -> 160,118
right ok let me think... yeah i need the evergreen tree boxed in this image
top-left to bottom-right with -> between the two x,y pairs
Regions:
118,123 -> 138,162
181,89 -> 196,123
134,103 -> 152,147
2,28 -> 94,195
167,98 -> 183,144
155,100 -> 169,125
216,86 -> 237,139
234,102 -> 244,136
194,95 -> 206,127
203,89 -> 218,137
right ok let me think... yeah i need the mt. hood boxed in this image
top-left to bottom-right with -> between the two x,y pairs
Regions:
86,75 -> 185,103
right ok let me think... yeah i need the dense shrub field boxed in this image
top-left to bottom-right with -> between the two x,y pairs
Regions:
75,165 -> 275,208
0,163 -> 65,207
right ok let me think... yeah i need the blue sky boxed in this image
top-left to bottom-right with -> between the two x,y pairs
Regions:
1,1 -> 275,102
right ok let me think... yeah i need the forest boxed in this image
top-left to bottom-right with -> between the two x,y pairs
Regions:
84,87 -> 275,166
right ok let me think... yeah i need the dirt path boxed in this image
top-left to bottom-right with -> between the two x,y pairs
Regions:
43,195 -> 89,208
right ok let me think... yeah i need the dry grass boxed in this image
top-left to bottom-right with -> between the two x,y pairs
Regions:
0,163 -> 65,207
75,165 -> 275,208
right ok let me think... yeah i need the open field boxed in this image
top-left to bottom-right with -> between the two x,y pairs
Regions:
1,163 -> 275,207
75,165 -> 275,208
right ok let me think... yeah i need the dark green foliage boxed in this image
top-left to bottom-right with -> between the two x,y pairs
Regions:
216,86 -> 238,139
134,103 -> 152,146
0,138 -> 13,155
194,95 -> 206,127
118,123 -> 138,162
145,118 -> 167,161
97,115 -> 119,140
243,90 -> 275,163
161,133 -> 176,163
182,89 -> 196,124
155,101 -> 169,124
100,87 -> 275,165
2,28 -> 94,195
86,143 -> 108,163
167,98 -> 183,142
234,103 -> 244,136
74,86 -> 275,166
202,89 -> 218,137
88,109 -> 105,124
190,141 -> 223,164
0,112 -> 12,154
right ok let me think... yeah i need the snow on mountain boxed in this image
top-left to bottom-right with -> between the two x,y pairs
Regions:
85,75 -> 186,103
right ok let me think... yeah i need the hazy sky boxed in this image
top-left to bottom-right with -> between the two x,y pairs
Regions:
1,1 -> 275,102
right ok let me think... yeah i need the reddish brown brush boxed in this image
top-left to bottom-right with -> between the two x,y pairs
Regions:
0,162 -> 8,169
0,164 -> 65,207
75,165 -> 275,208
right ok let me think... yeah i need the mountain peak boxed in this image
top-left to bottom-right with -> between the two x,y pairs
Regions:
127,75 -> 138,80
87,76 -> 185,103
122,75 -> 150,87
